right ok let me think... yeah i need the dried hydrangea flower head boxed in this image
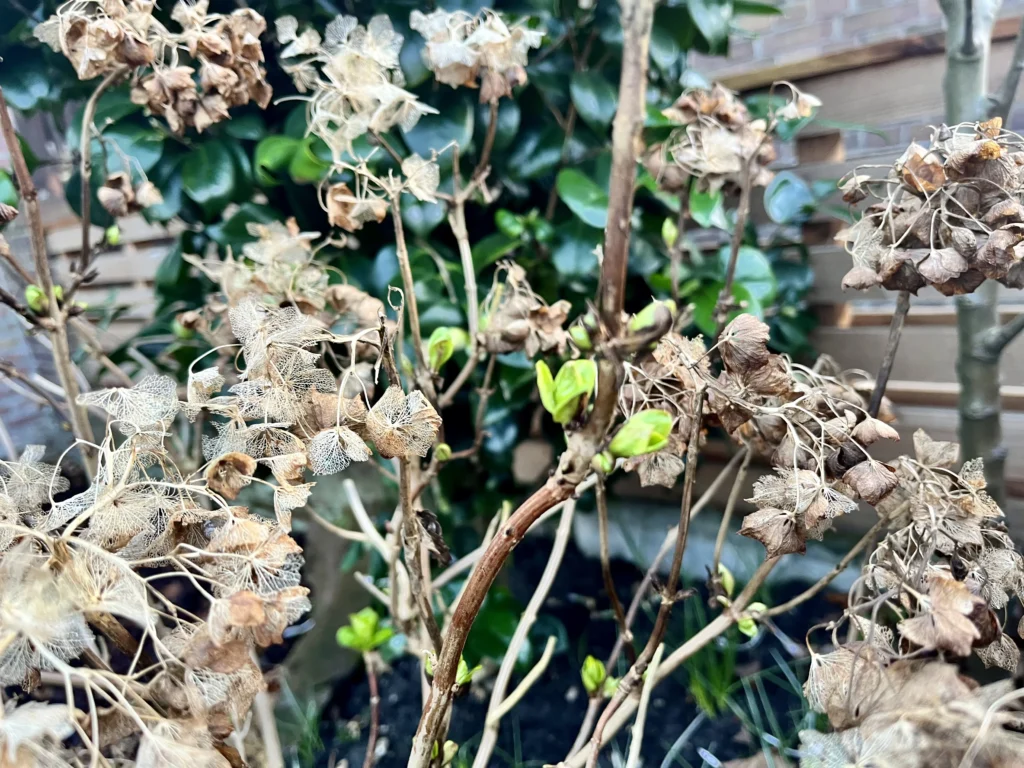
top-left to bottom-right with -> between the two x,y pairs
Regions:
839,116 -> 1024,294
410,8 -> 543,102
643,82 -> 809,194
277,14 -> 437,156
36,0 -> 272,134
478,262 -> 570,357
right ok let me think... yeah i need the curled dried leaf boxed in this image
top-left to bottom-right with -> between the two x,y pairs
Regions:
205,452 -> 257,500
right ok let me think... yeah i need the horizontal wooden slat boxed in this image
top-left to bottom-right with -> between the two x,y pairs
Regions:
883,381 -> 1024,411
779,30 -> 1024,137
78,285 -> 155,320
813,325 -> 1024,385
816,301 -> 1024,328
53,245 -> 168,287
720,16 -> 1024,94
45,216 -> 179,255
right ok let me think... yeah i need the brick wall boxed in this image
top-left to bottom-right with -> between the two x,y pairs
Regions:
694,0 -> 1024,80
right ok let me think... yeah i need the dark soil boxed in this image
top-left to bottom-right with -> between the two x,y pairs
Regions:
315,535 -> 839,768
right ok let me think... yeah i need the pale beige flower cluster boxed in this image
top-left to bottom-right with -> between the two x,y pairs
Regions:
410,8 -> 543,101
277,14 -> 437,155
36,0 -> 272,134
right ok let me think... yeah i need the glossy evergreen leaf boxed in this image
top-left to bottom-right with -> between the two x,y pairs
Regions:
472,232 -> 520,269
401,95 -> 474,168
556,169 -> 608,229
182,140 -> 236,215
103,123 -> 164,174
764,171 -> 815,223
570,71 -> 618,129
690,186 -> 729,229
224,113 -> 267,141
688,0 -> 733,51
0,48 -> 51,110
254,135 -> 299,187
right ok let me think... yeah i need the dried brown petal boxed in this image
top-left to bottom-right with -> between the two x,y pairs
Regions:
842,265 -> 882,291
851,417 -> 900,446
842,460 -> 897,505
326,182 -> 388,232
719,313 -> 770,375
977,227 -> 1024,280
913,429 -> 960,468
205,452 -> 257,500
738,507 -> 806,558
840,174 -> 871,204
0,203 -> 18,223
978,116 -> 1003,139
900,143 -> 946,193
366,386 -> 442,459
898,574 -> 984,656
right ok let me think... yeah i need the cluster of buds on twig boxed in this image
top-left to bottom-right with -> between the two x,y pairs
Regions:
840,117 -> 1024,294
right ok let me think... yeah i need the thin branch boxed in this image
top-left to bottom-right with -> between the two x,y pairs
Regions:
253,690 -> 284,768
566,557 -> 781,767
390,197 -> 435,401
473,499 -> 576,768
472,100 -> 500,182
990,15 -> 1024,120
407,1 -> 653,760
762,516 -> 888,619
711,448 -> 752,582
363,652 -> 381,768
490,635 -> 556,723
597,0 -> 654,334
0,87 -> 96,474
868,289 -> 910,418
596,474 -> 634,663
446,146 -> 480,380
584,388 -> 705,768
713,164 -> 752,340
983,310 -> 1024,358
625,642 -> 663,768
0,360 -> 68,418
77,68 -> 126,292
399,457 -> 443,654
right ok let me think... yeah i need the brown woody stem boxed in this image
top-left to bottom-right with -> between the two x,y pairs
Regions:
77,68 -> 126,293
868,290 -> 911,418
713,165 -> 752,341
584,388 -> 705,768
0,87 -> 96,475
406,1 -> 653,762
363,652 -> 381,768
596,474 -> 634,663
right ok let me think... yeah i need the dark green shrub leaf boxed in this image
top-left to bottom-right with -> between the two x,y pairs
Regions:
556,169 -> 608,229
570,71 -> 618,129
472,232 -> 520,269
182,140 -> 236,215
254,135 -> 299,187
688,0 -> 734,49
764,170 -> 815,224
690,186 -> 728,229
